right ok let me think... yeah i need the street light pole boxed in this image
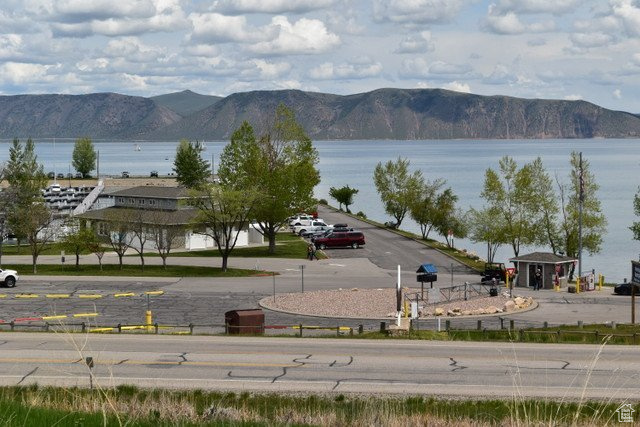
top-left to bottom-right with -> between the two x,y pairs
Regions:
299,264 -> 305,293
578,152 -> 584,282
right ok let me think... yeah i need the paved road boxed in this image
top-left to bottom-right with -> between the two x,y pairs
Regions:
0,332 -> 638,399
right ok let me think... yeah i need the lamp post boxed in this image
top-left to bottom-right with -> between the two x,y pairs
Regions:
0,217 -> 4,268
299,264 -> 305,293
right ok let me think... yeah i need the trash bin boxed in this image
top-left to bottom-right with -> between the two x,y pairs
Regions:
489,286 -> 498,297
225,309 -> 264,335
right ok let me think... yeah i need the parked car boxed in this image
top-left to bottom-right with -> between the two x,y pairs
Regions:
294,221 -> 331,236
481,262 -> 507,283
614,282 -> 640,295
0,268 -> 18,287
289,214 -> 314,227
121,171 -> 130,178
75,172 -> 83,179
57,173 -> 64,179
47,171 -> 55,179
150,170 -> 159,177
309,226 -> 355,242
314,231 -> 365,250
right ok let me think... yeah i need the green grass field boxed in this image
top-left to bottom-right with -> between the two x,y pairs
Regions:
0,385 -> 632,426
2,264 -> 265,278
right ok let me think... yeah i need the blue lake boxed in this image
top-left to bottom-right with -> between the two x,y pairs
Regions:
1,138 -> 638,282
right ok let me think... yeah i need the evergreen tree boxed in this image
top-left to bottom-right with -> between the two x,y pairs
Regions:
173,139 -> 210,188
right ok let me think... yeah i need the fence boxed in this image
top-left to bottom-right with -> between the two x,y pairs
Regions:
405,282 -> 495,305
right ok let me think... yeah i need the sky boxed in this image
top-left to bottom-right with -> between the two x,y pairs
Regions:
1,0 -> 640,112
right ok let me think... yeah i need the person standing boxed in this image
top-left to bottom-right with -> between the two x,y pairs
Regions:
307,244 -> 313,261
534,268 -> 542,290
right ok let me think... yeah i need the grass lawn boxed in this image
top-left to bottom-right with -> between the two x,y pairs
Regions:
3,264 -> 265,278
0,385 -> 629,426
0,242 -> 91,256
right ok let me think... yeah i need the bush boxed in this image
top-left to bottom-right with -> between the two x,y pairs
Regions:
356,211 -> 367,218
318,198 -> 328,205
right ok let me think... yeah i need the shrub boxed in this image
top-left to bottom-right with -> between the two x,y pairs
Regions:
318,198 -> 328,205
356,211 -> 367,218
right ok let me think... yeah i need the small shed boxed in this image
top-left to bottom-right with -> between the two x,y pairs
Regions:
509,252 -> 577,289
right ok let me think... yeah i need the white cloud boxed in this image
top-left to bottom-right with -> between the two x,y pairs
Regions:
0,34 -> 23,59
570,32 -> 615,48
442,81 -> 471,93
104,37 -> 166,63
308,61 -> 382,80
399,58 -> 430,78
563,94 -> 583,100
249,59 -> 292,79
613,88 -> 622,98
0,62 -> 50,84
428,60 -> 471,75
396,31 -> 434,53
249,16 -> 340,55
50,0 -> 187,37
485,6 -> 556,34
399,58 -> 472,79
373,0 -> 466,24
184,44 -> 219,57
214,0 -> 336,14
491,0 -> 582,15
189,13 -> 272,43
611,0 -> 640,37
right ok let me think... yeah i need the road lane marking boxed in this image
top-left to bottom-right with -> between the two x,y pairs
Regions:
114,293 -> 135,298
72,313 -> 98,318
329,263 -> 345,267
46,294 -> 70,299
0,357 -> 302,368
41,315 -> 68,320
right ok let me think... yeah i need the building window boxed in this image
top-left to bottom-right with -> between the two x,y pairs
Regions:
128,198 -> 134,204
97,222 -> 107,236
138,199 -> 145,204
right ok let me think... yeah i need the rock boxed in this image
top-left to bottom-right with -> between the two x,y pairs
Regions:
351,288 -> 358,291
472,308 -> 485,315
452,307 -> 461,313
496,308 -> 503,313
504,300 -> 516,312
434,308 -> 445,316
514,297 -> 525,307
462,310 -> 472,316
447,310 -> 455,316
485,306 -> 499,314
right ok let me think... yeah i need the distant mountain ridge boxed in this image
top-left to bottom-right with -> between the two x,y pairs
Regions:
1,88 -> 639,141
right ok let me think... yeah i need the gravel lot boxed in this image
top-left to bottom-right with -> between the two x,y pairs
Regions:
261,287 -> 527,319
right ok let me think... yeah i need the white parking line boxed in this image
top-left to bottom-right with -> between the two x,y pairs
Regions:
329,263 -> 346,267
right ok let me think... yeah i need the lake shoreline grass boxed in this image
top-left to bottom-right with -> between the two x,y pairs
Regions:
0,384 -> 634,426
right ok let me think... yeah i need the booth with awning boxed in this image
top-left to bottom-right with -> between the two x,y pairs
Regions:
509,252 -> 577,289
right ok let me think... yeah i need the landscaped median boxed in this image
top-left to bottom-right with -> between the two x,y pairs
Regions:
2,264 -> 269,278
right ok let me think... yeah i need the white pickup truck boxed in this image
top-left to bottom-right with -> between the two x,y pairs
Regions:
0,268 -> 18,287
293,220 -> 331,236
289,215 -> 315,227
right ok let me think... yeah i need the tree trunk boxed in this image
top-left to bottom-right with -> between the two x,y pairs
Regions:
140,254 -> 145,272
99,259 -> 103,271
161,255 -> 167,269
32,253 -> 37,274
75,251 -> 80,267
267,225 -> 276,254
221,254 -> 228,272
118,253 -> 124,270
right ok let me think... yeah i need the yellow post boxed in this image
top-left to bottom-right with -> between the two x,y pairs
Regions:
403,300 -> 409,318
505,273 -> 509,289
146,310 -> 152,332
598,274 -> 604,291
576,276 -> 580,294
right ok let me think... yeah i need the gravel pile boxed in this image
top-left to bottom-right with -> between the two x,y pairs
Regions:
260,288 -> 525,319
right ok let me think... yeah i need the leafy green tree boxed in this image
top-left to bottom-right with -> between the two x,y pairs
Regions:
218,106 -> 320,254
467,206 -> 506,262
4,138 -> 50,270
558,152 -> 606,268
61,225 -> 98,267
480,156 -> 540,257
329,185 -> 359,212
529,157 -> 561,252
189,184 -> 258,271
71,137 -> 96,178
373,157 -> 424,228
409,179 -> 445,239
173,139 -> 210,188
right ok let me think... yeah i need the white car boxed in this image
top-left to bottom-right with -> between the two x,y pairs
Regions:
0,269 -> 18,287
289,215 -> 314,227
294,221 -> 331,236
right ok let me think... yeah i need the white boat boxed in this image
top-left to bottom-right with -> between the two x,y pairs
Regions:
134,144 -> 141,151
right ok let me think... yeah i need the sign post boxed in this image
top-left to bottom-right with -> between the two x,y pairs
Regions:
630,261 -> 640,324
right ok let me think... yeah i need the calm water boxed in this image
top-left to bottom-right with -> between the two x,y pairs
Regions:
1,138 -> 638,282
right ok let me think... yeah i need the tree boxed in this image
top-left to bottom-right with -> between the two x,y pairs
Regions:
173,139 -> 210,188
103,212 -> 133,269
71,137 -> 96,178
480,156 -> 539,257
148,210 -> 185,269
558,152 -> 606,273
409,179 -> 445,239
529,157 -> 561,252
373,157 -> 423,228
87,237 -> 106,271
4,138 -> 50,271
467,207 -> 506,263
127,209 -> 150,271
218,106 -> 320,254
329,186 -> 359,212
189,184 -> 258,271
61,224 -> 98,267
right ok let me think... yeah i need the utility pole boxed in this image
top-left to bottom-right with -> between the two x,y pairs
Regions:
578,152 -> 584,282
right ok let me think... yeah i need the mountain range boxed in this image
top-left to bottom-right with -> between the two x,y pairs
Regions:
1,88 -> 639,141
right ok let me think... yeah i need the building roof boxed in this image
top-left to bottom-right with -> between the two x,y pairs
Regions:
77,206 -> 197,226
509,252 -> 577,264
110,186 -> 189,199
